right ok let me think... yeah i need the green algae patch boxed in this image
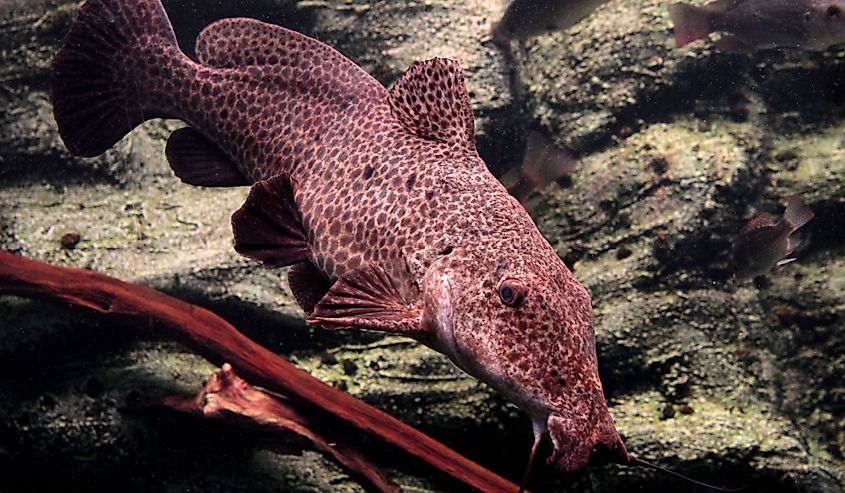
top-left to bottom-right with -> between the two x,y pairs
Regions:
0,181 -> 248,280
614,392 -> 803,461
768,124 -> 845,201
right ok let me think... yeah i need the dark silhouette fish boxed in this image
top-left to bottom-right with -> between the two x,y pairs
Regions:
51,1 -> 739,489
669,0 -> 845,51
733,195 -> 815,280
499,131 -> 578,212
492,0 -> 611,45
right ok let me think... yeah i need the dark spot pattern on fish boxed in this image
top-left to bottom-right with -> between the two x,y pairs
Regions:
405,173 -> 417,190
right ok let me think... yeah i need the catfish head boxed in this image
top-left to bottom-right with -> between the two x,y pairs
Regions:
309,230 -> 736,491
417,242 -> 629,473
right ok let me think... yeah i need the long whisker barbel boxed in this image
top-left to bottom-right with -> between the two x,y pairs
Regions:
628,455 -> 745,492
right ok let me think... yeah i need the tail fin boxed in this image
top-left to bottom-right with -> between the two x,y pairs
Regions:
668,3 -> 714,48
782,195 -> 815,232
51,0 -> 178,157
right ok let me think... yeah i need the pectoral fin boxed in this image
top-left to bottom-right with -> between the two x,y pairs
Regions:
166,127 -> 248,187
288,260 -> 331,315
231,173 -> 311,268
309,264 -> 425,336
785,235 -> 801,256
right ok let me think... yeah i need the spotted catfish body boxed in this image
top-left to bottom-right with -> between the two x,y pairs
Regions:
52,0 -> 628,473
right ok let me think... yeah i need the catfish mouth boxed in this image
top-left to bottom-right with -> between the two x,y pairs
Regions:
588,440 -> 631,468
548,411 -> 630,472
551,433 -> 630,472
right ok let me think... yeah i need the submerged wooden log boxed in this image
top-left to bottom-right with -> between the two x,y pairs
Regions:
158,363 -> 400,493
0,250 -> 520,493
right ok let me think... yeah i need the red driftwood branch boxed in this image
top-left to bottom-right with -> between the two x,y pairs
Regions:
0,251 -> 520,493
158,364 -> 400,493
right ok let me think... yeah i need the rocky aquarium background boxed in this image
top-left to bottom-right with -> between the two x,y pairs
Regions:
0,0 -> 843,492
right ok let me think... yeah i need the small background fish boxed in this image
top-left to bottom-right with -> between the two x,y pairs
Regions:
492,0 -> 611,44
669,0 -> 845,51
499,130 -> 578,211
733,195 -> 815,280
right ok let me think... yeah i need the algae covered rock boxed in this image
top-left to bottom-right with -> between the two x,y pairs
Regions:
534,118 -> 762,293
1,0 -> 844,492
506,2 -> 845,489
511,0 -> 689,152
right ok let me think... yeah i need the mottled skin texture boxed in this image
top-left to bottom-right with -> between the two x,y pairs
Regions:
51,0 -> 627,472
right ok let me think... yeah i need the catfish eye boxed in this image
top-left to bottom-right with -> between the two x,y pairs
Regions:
828,5 -> 842,18
498,280 -> 527,307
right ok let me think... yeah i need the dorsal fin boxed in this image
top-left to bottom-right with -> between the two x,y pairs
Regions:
194,18 -> 384,99
388,58 -> 476,149
196,18 -> 335,68
194,18 -> 376,84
